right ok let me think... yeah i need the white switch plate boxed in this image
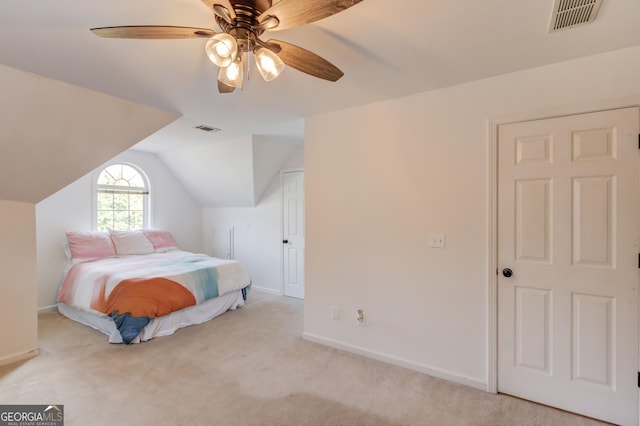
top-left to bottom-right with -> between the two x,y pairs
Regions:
429,233 -> 446,248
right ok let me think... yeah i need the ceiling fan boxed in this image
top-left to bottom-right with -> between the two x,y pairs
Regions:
91,0 -> 365,93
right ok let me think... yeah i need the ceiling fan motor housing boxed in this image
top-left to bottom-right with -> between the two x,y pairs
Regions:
216,1 -> 272,52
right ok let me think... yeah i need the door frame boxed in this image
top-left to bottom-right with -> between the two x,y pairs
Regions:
487,102 -> 640,396
280,167 -> 304,296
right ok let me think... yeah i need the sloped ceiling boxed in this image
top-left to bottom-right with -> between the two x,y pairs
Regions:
0,65 -> 180,204
1,0 -> 640,154
2,1 -> 640,207
158,135 -> 297,207
252,135 -> 301,203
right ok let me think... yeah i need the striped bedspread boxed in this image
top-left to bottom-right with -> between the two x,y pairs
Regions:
57,251 -> 251,343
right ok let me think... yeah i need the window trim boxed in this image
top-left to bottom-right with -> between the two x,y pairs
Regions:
93,162 -> 151,231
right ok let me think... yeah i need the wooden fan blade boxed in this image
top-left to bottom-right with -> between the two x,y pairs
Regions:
90,26 -> 214,39
266,39 -> 344,82
259,0 -> 364,31
201,0 -> 236,20
218,79 -> 236,93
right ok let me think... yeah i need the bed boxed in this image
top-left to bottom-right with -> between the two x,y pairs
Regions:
56,230 -> 251,344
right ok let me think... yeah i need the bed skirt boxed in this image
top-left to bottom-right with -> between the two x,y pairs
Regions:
57,289 -> 245,344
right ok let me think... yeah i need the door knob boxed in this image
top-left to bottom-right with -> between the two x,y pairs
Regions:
502,268 -> 513,278
282,239 -> 289,244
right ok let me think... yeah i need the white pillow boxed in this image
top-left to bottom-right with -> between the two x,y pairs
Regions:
109,230 -> 154,255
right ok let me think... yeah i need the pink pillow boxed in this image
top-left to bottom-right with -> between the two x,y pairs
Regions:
143,230 -> 178,252
66,231 -> 116,261
109,230 -> 155,255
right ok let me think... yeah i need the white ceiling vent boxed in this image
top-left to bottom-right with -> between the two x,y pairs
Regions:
549,0 -> 603,32
194,125 -> 221,133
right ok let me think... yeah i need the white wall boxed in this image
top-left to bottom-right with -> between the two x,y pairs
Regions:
304,45 -> 640,390
203,146 -> 304,294
0,201 -> 38,366
160,136 -> 256,207
36,150 -> 202,310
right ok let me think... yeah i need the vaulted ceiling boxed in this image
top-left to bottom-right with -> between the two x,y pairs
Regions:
1,0 -> 639,205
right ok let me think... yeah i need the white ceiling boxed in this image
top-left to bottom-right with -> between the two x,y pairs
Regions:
1,0 -> 639,153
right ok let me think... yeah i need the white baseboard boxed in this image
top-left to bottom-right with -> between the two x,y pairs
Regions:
302,332 -> 487,391
38,305 -> 58,314
250,286 -> 282,296
0,348 -> 40,368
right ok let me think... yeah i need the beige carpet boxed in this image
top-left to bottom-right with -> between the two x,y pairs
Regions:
0,291 -> 606,426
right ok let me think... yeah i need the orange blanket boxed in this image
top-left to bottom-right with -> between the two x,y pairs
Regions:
91,277 -> 196,318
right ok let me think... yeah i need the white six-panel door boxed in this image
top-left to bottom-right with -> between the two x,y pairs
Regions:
497,107 -> 639,425
283,170 -> 305,299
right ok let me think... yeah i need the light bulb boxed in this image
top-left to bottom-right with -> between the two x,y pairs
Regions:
254,47 -> 285,82
218,60 -> 243,88
205,33 -> 238,67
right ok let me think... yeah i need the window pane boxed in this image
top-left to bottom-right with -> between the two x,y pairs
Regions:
113,193 -> 130,210
130,211 -> 144,230
114,178 -> 130,188
97,193 -> 114,210
106,164 -> 122,176
97,171 -> 117,186
97,211 -> 113,232
113,211 -> 130,231
120,165 -> 135,181
129,174 -> 145,189
105,165 -> 122,179
129,194 -> 144,211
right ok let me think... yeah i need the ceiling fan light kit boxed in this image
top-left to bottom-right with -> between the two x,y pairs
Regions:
218,59 -> 244,88
254,47 -> 285,81
90,0 -> 365,93
205,32 -> 238,67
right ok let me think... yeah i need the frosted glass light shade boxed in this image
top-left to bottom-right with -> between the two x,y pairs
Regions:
205,33 -> 238,67
218,60 -> 243,88
254,48 -> 285,82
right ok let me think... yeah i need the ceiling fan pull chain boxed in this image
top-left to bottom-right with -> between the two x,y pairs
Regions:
246,33 -> 251,82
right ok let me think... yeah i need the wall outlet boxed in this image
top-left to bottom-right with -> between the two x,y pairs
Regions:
429,233 -> 446,248
357,309 -> 366,326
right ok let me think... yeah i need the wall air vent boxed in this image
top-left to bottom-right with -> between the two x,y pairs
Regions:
195,125 -> 221,133
549,0 -> 603,32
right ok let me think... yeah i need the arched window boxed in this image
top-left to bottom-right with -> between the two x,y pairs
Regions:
96,163 -> 149,231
